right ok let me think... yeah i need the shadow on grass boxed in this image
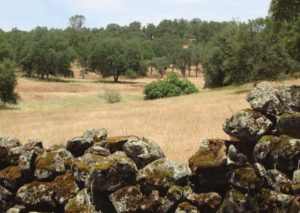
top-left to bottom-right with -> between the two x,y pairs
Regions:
0,103 -> 20,110
233,89 -> 250,94
96,79 -> 142,85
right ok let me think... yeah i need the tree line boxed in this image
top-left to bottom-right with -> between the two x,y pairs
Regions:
0,0 -> 299,88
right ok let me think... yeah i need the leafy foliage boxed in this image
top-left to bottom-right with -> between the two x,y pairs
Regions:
0,60 -> 19,105
103,91 -> 121,104
144,73 -> 198,100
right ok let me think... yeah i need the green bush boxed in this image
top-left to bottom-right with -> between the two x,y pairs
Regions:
144,73 -> 198,100
125,69 -> 139,79
0,60 -> 19,105
103,91 -> 121,104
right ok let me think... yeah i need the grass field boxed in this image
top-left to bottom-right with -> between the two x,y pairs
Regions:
0,73 -> 299,162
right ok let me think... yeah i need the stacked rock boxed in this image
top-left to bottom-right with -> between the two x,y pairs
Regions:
189,82 -> 300,212
0,82 -> 299,213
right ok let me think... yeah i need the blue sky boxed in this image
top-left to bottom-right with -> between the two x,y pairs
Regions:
0,0 -> 272,31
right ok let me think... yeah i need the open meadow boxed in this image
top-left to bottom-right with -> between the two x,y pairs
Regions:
1,72 -> 299,162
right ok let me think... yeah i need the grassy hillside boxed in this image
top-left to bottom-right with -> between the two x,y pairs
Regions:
0,75 -> 299,162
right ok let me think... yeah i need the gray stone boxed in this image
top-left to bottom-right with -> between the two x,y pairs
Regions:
123,137 -> 165,168
223,109 -> 273,142
277,113 -> 300,138
266,169 -> 293,194
277,85 -> 300,113
247,82 -> 285,115
0,185 -> 13,212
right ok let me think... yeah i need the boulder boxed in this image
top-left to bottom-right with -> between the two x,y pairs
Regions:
138,158 -> 191,189
278,113 -> 300,138
82,128 -> 107,143
277,85 -> 300,113
266,169 -> 293,194
166,185 -> 193,203
247,82 -> 285,115
0,185 -> 13,212
34,148 -> 74,181
226,144 -> 249,167
223,109 -> 273,143
253,135 -> 300,173
138,190 -> 173,212
109,185 -> 144,213
0,165 -> 25,192
0,137 -> 21,149
18,150 -> 36,176
104,136 -> 139,153
6,205 -> 27,213
69,159 -> 90,185
64,189 -> 98,213
123,137 -> 165,169
175,202 -> 199,213
85,145 -> 110,156
88,152 -> 138,192
189,140 -> 229,193
257,189 -> 295,212
230,167 -> 264,191
186,192 -> 222,211
217,189 -> 255,213
0,146 -> 9,169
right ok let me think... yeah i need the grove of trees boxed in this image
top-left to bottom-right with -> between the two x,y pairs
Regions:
0,0 -> 299,88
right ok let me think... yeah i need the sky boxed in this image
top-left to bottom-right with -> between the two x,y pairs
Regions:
0,0 -> 272,31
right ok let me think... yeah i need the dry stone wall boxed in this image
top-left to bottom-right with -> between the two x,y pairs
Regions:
1,82 -> 300,213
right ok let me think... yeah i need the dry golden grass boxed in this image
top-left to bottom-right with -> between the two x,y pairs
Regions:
0,75 -> 299,162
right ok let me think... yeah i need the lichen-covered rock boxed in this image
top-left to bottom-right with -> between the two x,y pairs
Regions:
0,137 -> 21,149
79,153 -> 105,167
247,82 -> 285,115
88,151 -> 138,192
266,169 -> 292,194
0,165 -> 25,192
139,158 -> 192,189
230,167 -> 264,191
166,185 -> 193,203
34,148 -> 74,181
226,145 -> 249,167
0,147 -> 9,169
18,150 -> 36,176
138,190 -> 173,212
254,162 -> 267,180
175,202 -> 199,213
69,159 -> 90,184
52,173 -> 79,205
187,192 -> 222,211
257,189 -> 295,212
253,135 -> 300,173
6,205 -> 27,213
277,85 -> 300,113
189,139 -> 227,172
0,185 -> 13,212
123,137 -> 165,169
109,185 -> 144,213
82,128 -> 108,143
16,182 -> 57,211
65,189 -> 98,213
278,114 -> 300,138
223,109 -> 273,142
104,136 -> 139,153
217,189 -> 255,213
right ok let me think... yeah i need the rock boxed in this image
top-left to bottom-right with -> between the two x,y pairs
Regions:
6,205 -> 27,213
0,147 -> 9,169
247,82 -> 285,115
254,162 -> 267,179
175,202 -> 199,213
86,146 -> 110,156
65,189 -> 98,213
34,148 -> 74,181
189,140 -> 229,193
253,135 -> 300,173
52,173 -> 80,205
0,185 -> 13,212
189,139 -> 227,172
217,189 -> 255,213
266,169 -> 293,194
47,144 -> 65,152
138,190 -> 173,212
123,137 -> 165,169
223,109 -> 273,142
139,158 -> 191,189
0,137 -> 21,149
291,197 -> 300,212
278,113 -> 300,138
187,192 -> 222,211
67,128 -> 107,158
79,153 -> 105,167
293,170 -> 300,184
277,85 -> 300,113
0,165 -> 25,192
19,150 -> 36,176
24,139 -> 45,154
69,159 -> 90,185
16,182 -> 57,211
105,136 -> 139,153
166,185 -> 193,203
230,167 -> 264,191
109,185 -> 144,213
257,189 -> 294,212
88,152 -> 138,192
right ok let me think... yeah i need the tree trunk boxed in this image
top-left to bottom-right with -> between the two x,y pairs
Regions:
150,65 -> 153,75
113,74 -> 119,82
196,64 -> 199,77
188,65 -> 191,77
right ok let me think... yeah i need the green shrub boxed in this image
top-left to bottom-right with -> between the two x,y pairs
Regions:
103,91 -> 121,103
125,69 -> 139,79
0,59 -> 19,105
144,73 -> 198,100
